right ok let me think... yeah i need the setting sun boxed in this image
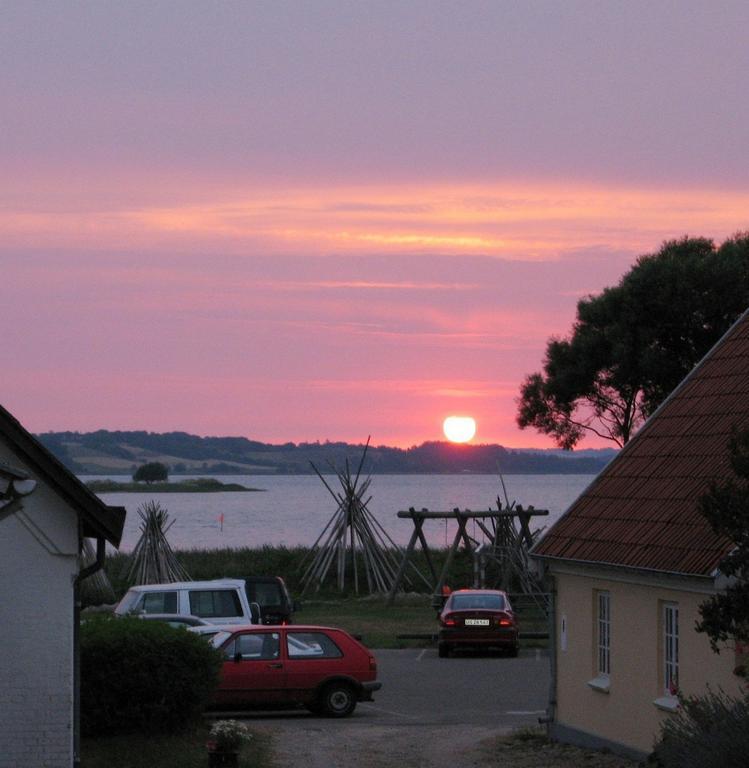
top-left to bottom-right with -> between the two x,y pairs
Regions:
442,416 -> 477,443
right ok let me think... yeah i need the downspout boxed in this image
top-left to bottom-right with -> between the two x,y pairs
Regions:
538,570 -> 557,730
73,533 -> 106,768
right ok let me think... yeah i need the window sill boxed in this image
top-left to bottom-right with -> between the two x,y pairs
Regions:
586,675 -> 610,693
653,695 -> 680,712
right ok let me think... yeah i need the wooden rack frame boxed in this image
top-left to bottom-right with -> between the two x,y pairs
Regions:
386,504 -> 548,606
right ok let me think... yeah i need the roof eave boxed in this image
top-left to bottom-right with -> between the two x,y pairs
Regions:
0,405 -> 125,547
531,307 -> 749,563
531,552 -> 717,581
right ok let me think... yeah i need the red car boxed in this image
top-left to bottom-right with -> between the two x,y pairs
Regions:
437,589 -> 519,658
207,624 -> 381,716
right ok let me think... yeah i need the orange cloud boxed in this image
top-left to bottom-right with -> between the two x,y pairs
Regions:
2,180 -> 747,261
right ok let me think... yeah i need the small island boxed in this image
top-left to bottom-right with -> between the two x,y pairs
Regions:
86,477 -> 263,493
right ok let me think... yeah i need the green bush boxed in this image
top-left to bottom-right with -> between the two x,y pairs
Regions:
651,688 -> 749,768
81,617 -> 223,736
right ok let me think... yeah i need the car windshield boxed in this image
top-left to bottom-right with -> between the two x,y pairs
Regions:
450,593 -> 506,611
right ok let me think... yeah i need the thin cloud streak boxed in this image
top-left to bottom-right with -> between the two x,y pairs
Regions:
2,181 -> 748,261
260,280 -> 479,292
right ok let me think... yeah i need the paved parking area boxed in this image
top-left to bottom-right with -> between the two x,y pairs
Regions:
219,647 -> 550,728
359,647 -> 549,727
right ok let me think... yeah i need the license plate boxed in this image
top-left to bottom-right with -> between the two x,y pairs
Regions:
465,618 -> 490,626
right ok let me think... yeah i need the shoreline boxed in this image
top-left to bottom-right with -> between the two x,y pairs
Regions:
86,479 -> 264,493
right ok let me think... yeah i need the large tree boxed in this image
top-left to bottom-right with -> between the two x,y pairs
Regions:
517,234 -> 749,448
697,427 -> 749,652
132,462 -> 169,484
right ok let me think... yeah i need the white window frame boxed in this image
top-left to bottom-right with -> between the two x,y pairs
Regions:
663,602 -> 679,696
597,591 -> 611,677
587,590 -> 611,693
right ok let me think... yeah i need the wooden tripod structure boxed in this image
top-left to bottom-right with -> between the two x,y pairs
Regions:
127,500 -> 190,585
473,496 -> 549,613
299,438 -> 416,595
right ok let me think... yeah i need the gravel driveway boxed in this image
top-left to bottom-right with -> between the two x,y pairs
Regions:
226,647 -> 636,767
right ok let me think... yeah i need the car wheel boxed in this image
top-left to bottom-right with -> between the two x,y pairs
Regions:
438,642 -> 450,658
507,644 -> 519,658
319,682 -> 357,717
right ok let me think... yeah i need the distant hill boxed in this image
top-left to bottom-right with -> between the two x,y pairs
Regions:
36,430 -> 616,475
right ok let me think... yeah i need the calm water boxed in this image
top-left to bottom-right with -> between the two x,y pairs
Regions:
87,474 -> 596,552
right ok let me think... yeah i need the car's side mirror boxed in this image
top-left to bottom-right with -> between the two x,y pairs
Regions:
233,652 -> 243,664
250,602 -> 262,624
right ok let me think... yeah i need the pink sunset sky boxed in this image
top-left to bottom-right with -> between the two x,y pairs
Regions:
3,2 -> 748,448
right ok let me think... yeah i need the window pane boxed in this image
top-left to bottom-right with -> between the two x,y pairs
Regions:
287,631 -> 343,659
141,591 -> 178,614
597,591 -> 610,676
451,594 -> 505,610
189,590 -> 243,618
234,632 -> 280,660
663,603 -> 679,694
252,583 -> 282,604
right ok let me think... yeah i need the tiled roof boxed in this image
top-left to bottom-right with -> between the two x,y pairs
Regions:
532,309 -> 749,576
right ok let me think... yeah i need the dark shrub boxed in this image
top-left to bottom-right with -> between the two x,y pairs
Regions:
651,688 -> 749,768
80,617 -> 223,736
132,461 -> 168,483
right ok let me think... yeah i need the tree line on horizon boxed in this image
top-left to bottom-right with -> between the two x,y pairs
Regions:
37,430 -> 614,476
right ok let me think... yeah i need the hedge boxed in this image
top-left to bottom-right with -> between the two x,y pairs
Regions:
81,617 -> 223,736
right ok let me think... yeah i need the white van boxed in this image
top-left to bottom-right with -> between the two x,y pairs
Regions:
114,579 -> 260,625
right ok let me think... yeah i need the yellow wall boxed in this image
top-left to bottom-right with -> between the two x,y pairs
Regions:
554,569 -> 744,754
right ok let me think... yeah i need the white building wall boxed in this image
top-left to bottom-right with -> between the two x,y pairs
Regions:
0,447 -> 80,768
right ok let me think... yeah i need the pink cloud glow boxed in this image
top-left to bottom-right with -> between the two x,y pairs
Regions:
2,182 -> 747,262
3,230 -> 739,448
3,3 -> 749,449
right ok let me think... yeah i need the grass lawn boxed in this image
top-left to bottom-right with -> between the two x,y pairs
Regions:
298,593 -> 440,648
81,723 -> 274,768
295,593 -> 549,649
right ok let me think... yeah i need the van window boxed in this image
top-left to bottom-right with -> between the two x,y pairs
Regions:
189,589 -> 243,618
140,591 -> 178,614
252,583 -> 283,605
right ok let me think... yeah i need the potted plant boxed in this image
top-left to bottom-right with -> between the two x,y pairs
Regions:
206,720 -> 251,768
